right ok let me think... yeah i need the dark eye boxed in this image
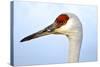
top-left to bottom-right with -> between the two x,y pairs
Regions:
47,29 -> 51,32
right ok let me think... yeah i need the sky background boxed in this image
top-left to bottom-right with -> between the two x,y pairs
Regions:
13,1 -> 97,66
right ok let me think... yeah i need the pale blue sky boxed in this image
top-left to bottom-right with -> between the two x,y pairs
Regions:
13,2 -> 97,66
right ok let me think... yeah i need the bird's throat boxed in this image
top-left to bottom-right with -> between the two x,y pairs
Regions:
67,34 -> 82,63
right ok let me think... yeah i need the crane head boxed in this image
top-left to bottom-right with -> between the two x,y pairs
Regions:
20,13 -> 81,42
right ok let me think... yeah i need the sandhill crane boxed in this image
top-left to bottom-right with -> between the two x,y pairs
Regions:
20,13 -> 83,63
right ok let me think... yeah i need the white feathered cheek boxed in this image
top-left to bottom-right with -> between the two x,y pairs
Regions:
65,18 -> 81,33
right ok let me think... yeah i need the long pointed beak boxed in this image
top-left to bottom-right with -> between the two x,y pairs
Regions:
20,24 -> 55,42
20,29 -> 50,42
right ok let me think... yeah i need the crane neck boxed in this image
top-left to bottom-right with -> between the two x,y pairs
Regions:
67,33 -> 82,63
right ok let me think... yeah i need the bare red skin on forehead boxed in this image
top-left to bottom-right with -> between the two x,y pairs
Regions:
55,14 -> 69,28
